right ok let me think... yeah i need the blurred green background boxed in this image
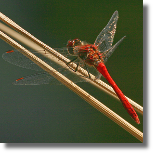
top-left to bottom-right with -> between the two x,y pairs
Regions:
0,0 -> 143,143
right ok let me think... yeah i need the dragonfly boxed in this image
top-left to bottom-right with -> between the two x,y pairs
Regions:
2,11 -> 140,124
66,11 -> 140,124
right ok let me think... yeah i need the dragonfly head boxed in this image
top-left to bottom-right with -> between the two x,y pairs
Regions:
67,38 -> 82,55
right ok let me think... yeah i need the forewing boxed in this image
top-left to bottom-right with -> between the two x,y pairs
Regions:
2,50 -> 44,71
2,47 -> 76,70
94,11 -> 119,52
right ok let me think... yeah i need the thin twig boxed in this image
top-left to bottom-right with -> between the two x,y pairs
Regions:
0,12 -> 143,142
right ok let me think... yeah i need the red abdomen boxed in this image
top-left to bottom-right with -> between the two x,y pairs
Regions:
96,62 -> 140,124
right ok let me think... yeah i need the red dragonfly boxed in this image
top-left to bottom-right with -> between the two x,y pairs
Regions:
2,11 -> 140,124
66,11 -> 140,124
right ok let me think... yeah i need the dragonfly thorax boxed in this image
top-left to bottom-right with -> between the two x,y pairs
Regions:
78,44 -> 103,67
67,39 -> 103,66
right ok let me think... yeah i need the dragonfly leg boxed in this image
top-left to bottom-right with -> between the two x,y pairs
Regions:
74,62 -> 79,72
67,57 -> 91,79
66,57 -> 78,71
84,63 -> 91,78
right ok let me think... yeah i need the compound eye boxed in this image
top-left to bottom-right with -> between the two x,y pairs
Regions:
73,38 -> 82,47
67,40 -> 73,47
67,40 -> 74,55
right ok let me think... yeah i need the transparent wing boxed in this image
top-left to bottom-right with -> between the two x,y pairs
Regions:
2,50 -> 87,85
94,11 -> 119,52
2,49 -> 72,70
102,36 -> 126,63
2,50 -> 42,71
12,70 -> 87,85
13,72 -> 52,85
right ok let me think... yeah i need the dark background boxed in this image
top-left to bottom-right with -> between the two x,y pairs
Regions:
0,0 -> 143,143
